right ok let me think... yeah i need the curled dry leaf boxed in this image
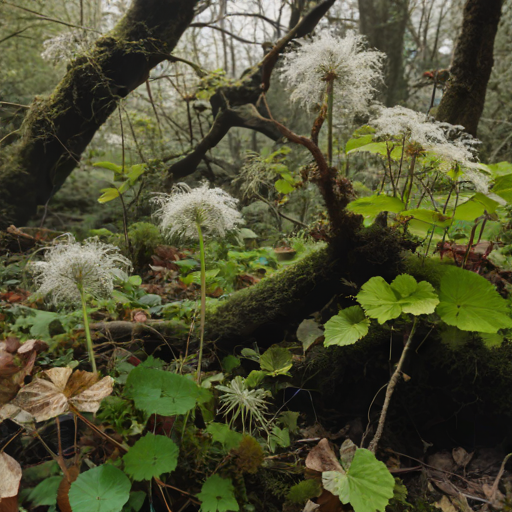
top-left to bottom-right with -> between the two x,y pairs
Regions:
452,447 -> 473,468
0,338 -> 46,406
303,500 -> 321,512
306,438 -> 343,473
10,368 -> 114,422
0,452 -> 22,498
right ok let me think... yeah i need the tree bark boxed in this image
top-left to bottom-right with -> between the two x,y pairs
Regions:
0,0 -> 198,229
435,0 -> 503,136
358,0 -> 409,107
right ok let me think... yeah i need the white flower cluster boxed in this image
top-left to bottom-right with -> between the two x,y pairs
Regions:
371,106 -> 488,191
31,235 -> 131,305
153,182 -> 244,240
279,31 -> 384,115
41,30 -> 95,64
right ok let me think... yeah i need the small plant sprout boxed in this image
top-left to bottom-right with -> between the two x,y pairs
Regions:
153,182 -> 244,382
31,235 -> 132,373
280,31 -> 384,165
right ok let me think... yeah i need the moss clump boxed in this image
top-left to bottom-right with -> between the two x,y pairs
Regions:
128,222 -> 162,271
286,479 -> 322,504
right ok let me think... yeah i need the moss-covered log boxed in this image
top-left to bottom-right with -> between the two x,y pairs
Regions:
435,0 -> 503,136
0,0 -> 198,229
206,226 -> 411,348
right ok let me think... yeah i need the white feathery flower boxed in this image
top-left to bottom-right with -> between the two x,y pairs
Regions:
280,31 -> 384,114
153,182 -> 244,240
371,106 -> 448,146
31,235 -> 132,305
371,106 -> 488,191
41,30 -> 96,64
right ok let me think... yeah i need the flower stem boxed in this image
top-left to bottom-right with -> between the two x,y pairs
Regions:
368,317 -> 418,453
327,79 -> 334,167
78,285 -> 97,374
196,222 -> 207,384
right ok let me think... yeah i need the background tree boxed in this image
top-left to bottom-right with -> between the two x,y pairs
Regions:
435,0 -> 504,136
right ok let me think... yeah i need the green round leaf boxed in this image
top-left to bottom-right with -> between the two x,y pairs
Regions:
400,208 -> 452,228
125,367 -> 209,416
322,448 -> 394,512
197,474 -> 239,512
260,346 -> 293,376
324,306 -> 369,347
436,266 -> 512,333
390,275 -> 439,316
69,465 -> 131,512
347,195 -> 405,219
123,433 -> 179,481
356,275 -> 439,324
28,476 -> 61,506
356,277 -> 402,323
453,193 -> 500,221
206,423 -> 243,452
492,174 -> 512,203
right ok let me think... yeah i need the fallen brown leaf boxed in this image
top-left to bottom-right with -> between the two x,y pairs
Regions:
306,438 -> 343,473
0,453 -> 22,498
11,367 -> 114,422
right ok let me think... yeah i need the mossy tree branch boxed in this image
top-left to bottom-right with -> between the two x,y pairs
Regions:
0,0 -> 199,229
165,0 -> 337,183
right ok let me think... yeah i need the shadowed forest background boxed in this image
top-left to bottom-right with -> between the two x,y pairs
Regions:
1,1 -> 512,511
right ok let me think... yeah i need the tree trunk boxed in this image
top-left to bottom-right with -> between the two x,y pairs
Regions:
435,0 -> 503,136
358,0 -> 409,107
0,0 -> 198,229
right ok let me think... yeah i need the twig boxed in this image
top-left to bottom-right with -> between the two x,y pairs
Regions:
368,317 -> 418,453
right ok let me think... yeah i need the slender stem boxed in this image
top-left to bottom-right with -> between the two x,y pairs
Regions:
403,154 -> 417,209
78,285 -> 97,374
368,317 -> 418,453
327,79 -> 334,167
196,222 -> 207,384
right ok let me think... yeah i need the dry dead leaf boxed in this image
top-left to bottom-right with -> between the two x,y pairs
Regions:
0,496 -> 18,512
316,489 -> 343,512
306,438 -> 343,473
56,465 -> 80,512
452,447 -> 473,468
0,404 -> 34,426
303,501 -> 321,512
339,438 -> 356,469
11,368 -> 114,422
0,338 -> 47,406
0,453 -> 22,498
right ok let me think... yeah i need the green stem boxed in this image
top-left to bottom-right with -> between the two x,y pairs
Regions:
327,79 -> 334,167
196,222 -> 207,384
78,285 -> 97,374
403,154 -> 417,209
368,317 -> 418,453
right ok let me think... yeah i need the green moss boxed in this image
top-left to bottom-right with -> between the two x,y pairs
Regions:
205,246 -> 335,341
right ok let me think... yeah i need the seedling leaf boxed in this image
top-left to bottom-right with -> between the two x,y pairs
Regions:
260,346 -> 292,376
